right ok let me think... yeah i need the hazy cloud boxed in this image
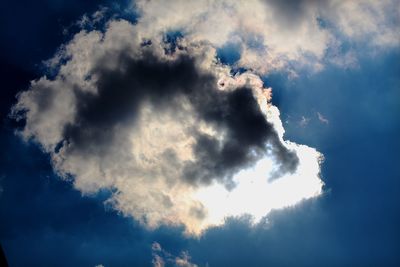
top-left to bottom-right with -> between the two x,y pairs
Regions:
317,112 -> 329,124
299,116 -> 311,127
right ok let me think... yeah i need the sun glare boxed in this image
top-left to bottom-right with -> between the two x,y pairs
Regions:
194,142 -> 324,230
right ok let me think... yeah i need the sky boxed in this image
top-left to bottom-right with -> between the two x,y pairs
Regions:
0,1 -> 399,266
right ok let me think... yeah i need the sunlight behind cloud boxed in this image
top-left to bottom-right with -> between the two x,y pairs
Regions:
11,18 -> 326,236
193,107 -> 324,232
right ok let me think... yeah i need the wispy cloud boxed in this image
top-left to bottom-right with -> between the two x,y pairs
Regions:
317,112 -> 329,124
152,242 -> 198,267
299,116 -> 311,127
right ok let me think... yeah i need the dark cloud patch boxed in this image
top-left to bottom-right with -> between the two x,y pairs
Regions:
63,51 -> 214,154
265,0 -> 324,29
184,87 -> 298,186
60,48 -> 298,187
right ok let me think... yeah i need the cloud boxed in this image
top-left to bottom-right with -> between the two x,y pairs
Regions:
12,1 -> 340,234
61,49 -> 297,188
133,0 -> 330,73
299,116 -> 311,127
317,112 -> 329,124
152,242 -> 198,267
76,7 -> 108,29
133,0 -> 399,73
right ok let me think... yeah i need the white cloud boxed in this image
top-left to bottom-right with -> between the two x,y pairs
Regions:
329,0 -> 400,48
26,0 -> 400,234
133,0 -> 331,73
11,19 -> 326,235
133,0 -> 399,74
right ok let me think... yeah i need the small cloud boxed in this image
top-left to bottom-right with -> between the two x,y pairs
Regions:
175,251 -> 197,267
77,6 -> 108,29
299,116 -> 310,127
317,112 -> 329,124
77,14 -> 90,28
152,242 -> 198,267
152,255 -> 165,267
152,242 -> 162,252
92,7 -> 108,23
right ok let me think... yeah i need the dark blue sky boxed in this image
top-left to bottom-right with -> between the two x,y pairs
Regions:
1,1 -> 399,266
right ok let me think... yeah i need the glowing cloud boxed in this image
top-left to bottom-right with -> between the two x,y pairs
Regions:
11,19 -> 324,235
32,0 -> 400,234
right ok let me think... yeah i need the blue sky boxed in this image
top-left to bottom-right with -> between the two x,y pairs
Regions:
1,1 -> 399,266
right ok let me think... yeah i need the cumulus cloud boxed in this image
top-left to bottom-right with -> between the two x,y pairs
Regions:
15,0 -> 398,234
15,20 -> 311,233
134,0 -> 330,73
11,19 -> 324,234
133,0 -> 399,73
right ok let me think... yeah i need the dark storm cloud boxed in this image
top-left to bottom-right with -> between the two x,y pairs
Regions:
60,48 -> 299,187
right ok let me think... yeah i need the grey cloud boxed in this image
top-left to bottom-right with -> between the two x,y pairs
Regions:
60,47 -> 298,187
265,0 -> 322,28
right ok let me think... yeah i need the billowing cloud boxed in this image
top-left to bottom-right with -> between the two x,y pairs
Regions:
12,0 -> 398,235
11,19 -> 324,234
133,0 -> 399,73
